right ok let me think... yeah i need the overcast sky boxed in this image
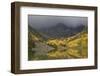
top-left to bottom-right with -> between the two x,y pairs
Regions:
28,15 -> 88,29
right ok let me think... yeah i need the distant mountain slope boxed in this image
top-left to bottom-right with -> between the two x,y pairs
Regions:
28,25 -> 42,40
28,25 -> 49,41
38,23 -> 87,39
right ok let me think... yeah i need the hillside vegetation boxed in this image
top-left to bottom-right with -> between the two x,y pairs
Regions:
47,31 -> 88,59
28,26 -> 88,60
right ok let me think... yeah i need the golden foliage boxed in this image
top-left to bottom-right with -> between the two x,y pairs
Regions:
47,32 -> 88,59
47,39 -> 66,46
29,30 -> 88,60
29,32 -> 39,41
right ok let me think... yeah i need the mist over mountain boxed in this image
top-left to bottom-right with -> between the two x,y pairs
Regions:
34,23 -> 86,39
28,15 -> 87,39
28,15 -> 87,29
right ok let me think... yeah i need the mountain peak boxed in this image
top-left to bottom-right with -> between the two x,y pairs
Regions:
37,23 -> 86,39
56,23 -> 67,28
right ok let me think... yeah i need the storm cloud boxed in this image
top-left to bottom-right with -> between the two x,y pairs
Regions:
28,15 -> 88,29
